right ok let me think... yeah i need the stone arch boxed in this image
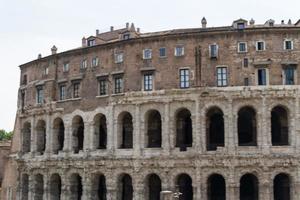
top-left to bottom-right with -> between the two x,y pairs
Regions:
271,105 -> 289,146
36,120 -> 46,154
176,173 -> 193,200
240,173 -> 258,200
69,173 -> 83,200
175,108 -> 192,150
72,115 -> 84,153
22,122 -> 31,153
145,109 -> 162,148
273,173 -> 290,200
207,174 -> 226,200
52,118 -> 65,154
238,106 -> 257,146
146,173 -> 162,200
117,173 -> 133,200
33,174 -> 44,200
206,106 -> 224,151
118,112 -> 133,149
50,173 -> 62,200
93,114 -> 107,149
20,174 -> 29,200
91,173 -> 107,200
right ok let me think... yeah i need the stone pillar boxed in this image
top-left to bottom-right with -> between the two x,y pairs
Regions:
260,180 -> 271,200
63,124 -> 72,152
133,105 -> 141,157
259,97 -> 269,153
226,98 -> 235,153
195,99 -> 201,152
45,114 -> 52,154
160,191 -> 173,200
163,102 -> 171,155
227,182 -> 238,200
28,175 -> 34,200
82,175 -> 92,200
44,175 -> 49,200
199,103 -> 206,153
108,105 -> 116,153
60,175 -> 68,200
30,117 -> 36,153
293,181 -> 300,200
83,121 -> 92,152
106,172 -> 116,200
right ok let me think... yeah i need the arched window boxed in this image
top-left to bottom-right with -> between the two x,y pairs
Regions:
33,174 -> 44,200
274,173 -> 290,200
70,174 -> 83,200
118,174 -> 133,200
206,107 -> 224,151
21,174 -> 29,200
207,174 -> 226,200
271,106 -> 289,146
176,108 -> 192,150
238,107 -> 257,146
94,114 -> 107,149
91,174 -> 107,200
22,122 -> 31,153
53,118 -> 65,154
50,174 -> 62,200
240,174 -> 258,200
119,112 -> 133,149
147,174 -> 162,200
176,174 -> 193,200
72,116 -> 84,153
146,110 -> 162,148
36,120 -> 46,154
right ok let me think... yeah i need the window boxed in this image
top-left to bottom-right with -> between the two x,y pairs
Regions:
80,59 -> 87,69
87,39 -> 96,47
144,73 -> 153,91
209,44 -> 218,59
180,69 -> 190,88
36,86 -> 44,104
114,77 -> 123,94
175,46 -> 184,57
238,42 -> 247,52
143,49 -> 152,59
217,67 -> 227,86
73,82 -> 80,98
243,58 -> 249,67
257,68 -> 267,85
123,34 -> 130,40
63,62 -> 69,72
59,85 -> 66,100
256,41 -> 265,51
159,47 -> 166,57
22,74 -> 27,85
244,78 -> 249,86
284,40 -> 293,50
98,79 -> 107,96
92,57 -> 99,67
43,66 -> 49,75
283,66 -> 295,85
237,22 -> 245,30
114,52 -> 124,63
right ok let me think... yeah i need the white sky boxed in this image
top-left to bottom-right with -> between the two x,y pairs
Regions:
0,0 -> 299,131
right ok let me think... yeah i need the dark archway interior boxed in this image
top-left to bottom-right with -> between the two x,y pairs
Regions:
147,110 -> 162,148
21,174 -> 29,200
274,174 -> 290,200
34,174 -> 44,200
121,113 -> 133,148
238,107 -> 257,146
206,107 -> 224,151
58,121 -> 65,151
207,174 -> 226,200
53,118 -> 65,154
70,174 -> 82,200
177,174 -> 193,200
240,174 -> 258,200
92,174 -> 107,200
120,174 -> 133,200
72,116 -> 84,153
50,174 -> 62,200
148,174 -> 162,200
98,116 -> 107,149
22,122 -> 31,153
271,106 -> 289,146
36,120 -> 46,154
176,109 -> 193,151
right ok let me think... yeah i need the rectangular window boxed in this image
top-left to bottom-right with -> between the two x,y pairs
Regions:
256,41 -> 265,51
114,77 -> 123,94
99,79 -> 107,96
43,66 -> 49,75
217,67 -> 227,86
284,66 -> 295,85
244,78 -> 249,86
144,74 -> 153,91
80,59 -> 87,69
92,57 -> 99,67
209,44 -> 218,58
123,34 -> 130,40
73,82 -> 80,98
159,47 -> 166,57
175,46 -> 184,57
243,58 -> 249,67
114,52 -> 124,63
63,62 -> 69,72
180,69 -> 190,88
87,39 -> 96,47
143,49 -> 152,59
59,85 -> 66,100
238,42 -> 247,52
237,23 -> 245,29
36,86 -> 44,104
257,68 -> 267,85
284,40 -> 293,50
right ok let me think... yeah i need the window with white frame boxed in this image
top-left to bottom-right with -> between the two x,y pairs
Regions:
175,46 -> 184,57
87,39 -> 96,47
284,40 -> 293,50
63,62 -> 69,72
283,65 -> 296,85
217,67 -> 228,86
114,76 -> 123,94
209,44 -> 218,58
59,84 -> 66,100
238,42 -> 247,52
114,52 -> 124,63
43,66 -> 49,75
73,82 -> 80,98
143,73 -> 153,91
143,49 -> 152,59
92,57 -> 99,67
159,47 -> 166,57
179,69 -> 190,88
98,78 -> 107,96
36,86 -> 44,104
80,59 -> 87,69
257,68 -> 267,85
256,41 -> 265,51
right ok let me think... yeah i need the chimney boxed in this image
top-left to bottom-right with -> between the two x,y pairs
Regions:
110,26 -> 114,31
281,20 -> 285,25
130,23 -> 135,31
96,29 -> 99,35
250,18 -> 255,26
38,54 -> 42,59
288,19 -> 292,25
51,45 -> 57,55
201,17 -> 207,28
126,22 -> 130,29
137,28 -> 140,33
82,37 -> 87,47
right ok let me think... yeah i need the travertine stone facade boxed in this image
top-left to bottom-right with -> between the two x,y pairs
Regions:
2,18 -> 300,200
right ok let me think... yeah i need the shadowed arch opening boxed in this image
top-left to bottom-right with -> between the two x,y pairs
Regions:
21,174 -> 29,200
91,173 -> 107,200
274,173 -> 290,200
176,174 -> 193,200
94,114 -> 107,149
36,120 -> 46,154
70,173 -> 83,200
33,174 -> 44,200
118,112 -> 133,149
238,107 -> 257,146
72,116 -> 84,153
22,122 -> 31,153
53,118 -> 65,154
207,174 -> 226,200
146,174 -> 162,200
271,106 -> 289,146
206,107 -> 224,151
118,174 -> 133,200
146,110 -> 162,148
240,174 -> 258,200
175,108 -> 193,150
50,174 -> 62,200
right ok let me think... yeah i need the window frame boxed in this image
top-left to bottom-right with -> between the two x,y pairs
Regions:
179,68 -> 190,89
143,49 -> 152,60
91,57 -> 99,67
80,59 -> 88,69
256,68 -> 268,86
256,41 -> 266,51
159,47 -> 166,58
98,78 -> 108,96
238,42 -> 247,53
284,39 -> 294,50
174,46 -> 185,57
63,62 -> 70,72
73,82 -> 80,98
114,76 -> 123,94
36,86 -> 44,104
59,84 -> 66,101
216,66 -> 228,87
209,44 -> 218,59
283,65 -> 296,85
114,52 -> 124,64
143,73 -> 153,91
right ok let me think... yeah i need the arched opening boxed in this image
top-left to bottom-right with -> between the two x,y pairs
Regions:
91,174 -> 107,200
118,174 -> 133,200
146,110 -> 162,148
147,174 -> 162,200
33,174 -> 44,200
50,174 -> 62,200
22,122 -> 31,153
274,173 -> 290,200
175,108 -> 193,151
72,116 -> 84,153
271,106 -> 289,146
53,118 -> 65,154
206,107 -> 224,151
36,120 -> 46,154
176,174 -> 193,200
94,114 -> 107,149
207,174 -> 226,200
21,174 -> 29,200
240,174 -> 258,200
119,112 -> 133,149
238,107 -> 257,146
70,173 -> 83,200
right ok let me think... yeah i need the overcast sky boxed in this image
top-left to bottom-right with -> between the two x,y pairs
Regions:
0,0 -> 299,131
